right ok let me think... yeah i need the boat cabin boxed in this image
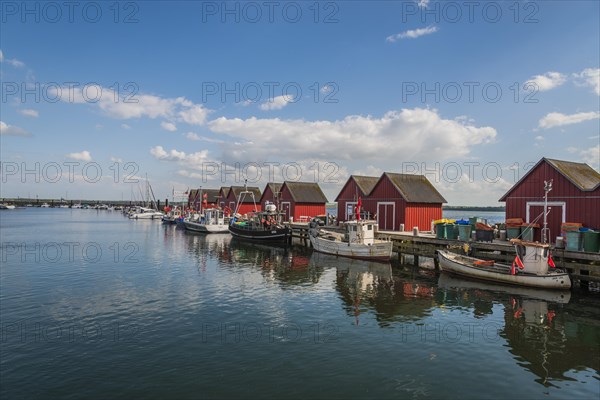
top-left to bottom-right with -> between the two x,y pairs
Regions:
344,220 -> 378,245
511,239 -> 551,275
203,208 -> 225,226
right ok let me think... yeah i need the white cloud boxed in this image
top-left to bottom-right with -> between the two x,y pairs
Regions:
580,145 -> 600,168
150,146 -> 186,161
19,109 -> 39,118
65,150 -> 92,162
208,107 -> 496,163
259,95 -> 294,111
0,121 -> 32,137
573,68 -> 600,95
121,123 -> 131,130
538,111 -> 600,129
161,121 -> 177,132
525,72 -> 566,92
150,146 -> 211,168
534,135 -> 544,141
184,132 -> 225,144
53,85 -> 212,125
110,157 -> 124,163
386,26 -> 438,42
0,50 -> 25,67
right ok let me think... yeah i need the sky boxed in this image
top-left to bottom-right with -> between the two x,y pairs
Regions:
1,0 -> 599,205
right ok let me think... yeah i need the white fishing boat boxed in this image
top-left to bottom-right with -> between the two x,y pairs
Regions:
128,206 -> 163,219
72,203 -> 83,209
184,208 -> 229,233
40,203 -> 50,208
309,219 -> 393,262
437,242 -> 571,290
437,180 -> 571,290
0,204 -> 16,209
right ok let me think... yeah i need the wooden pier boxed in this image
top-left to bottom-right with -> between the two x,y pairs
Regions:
288,223 -> 600,287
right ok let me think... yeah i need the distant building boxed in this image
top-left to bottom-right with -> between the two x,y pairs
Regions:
218,187 -> 231,209
364,172 -> 446,231
335,175 -> 379,222
188,188 -> 220,210
278,181 -> 328,222
499,158 -> 600,242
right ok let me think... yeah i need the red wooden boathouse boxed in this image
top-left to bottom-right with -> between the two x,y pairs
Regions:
335,175 -> 379,222
260,183 -> 283,211
499,158 -> 600,243
225,186 -> 262,215
278,181 -> 328,222
365,172 -> 446,232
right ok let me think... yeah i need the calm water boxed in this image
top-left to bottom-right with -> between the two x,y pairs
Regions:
1,209 -> 599,399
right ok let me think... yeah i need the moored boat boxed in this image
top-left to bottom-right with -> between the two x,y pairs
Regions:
0,204 -> 16,209
309,219 -> 393,262
437,240 -> 571,290
184,208 -> 228,233
228,190 -> 290,242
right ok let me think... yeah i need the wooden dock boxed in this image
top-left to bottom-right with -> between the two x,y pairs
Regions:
288,223 -> 600,286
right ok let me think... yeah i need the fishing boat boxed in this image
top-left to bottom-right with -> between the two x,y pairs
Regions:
184,208 -> 228,233
228,186 -> 290,242
40,203 -> 50,208
309,219 -> 393,261
162,206 -> 183,224
0,204 -> 16,209
437,180 -> 571,290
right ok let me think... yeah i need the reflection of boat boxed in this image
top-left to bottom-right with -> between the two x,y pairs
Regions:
437,240 -> 571,290
437,272 -> 571,304
309,219 -> 392,261
184,208 -> 228,233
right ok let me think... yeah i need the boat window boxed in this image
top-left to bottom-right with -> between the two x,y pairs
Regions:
543,248 -> 548,258
367,225 -> 373,230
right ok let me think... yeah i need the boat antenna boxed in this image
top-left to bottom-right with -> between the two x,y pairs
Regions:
542,179 -> 553,243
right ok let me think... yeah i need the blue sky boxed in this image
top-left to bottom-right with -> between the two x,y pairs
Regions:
1,0 -> 599,205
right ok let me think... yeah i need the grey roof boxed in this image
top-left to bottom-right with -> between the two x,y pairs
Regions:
353,175 -> 379,196
230,186 -> 262,203
499,158 -> 600,200
283,181 -> 328,203
220,187 -> 230,198
202,189 -> 221,204
260,183 -> 283,202
546,158 -> 600,191
334,175 -> 379,201
384,173 -> 447,203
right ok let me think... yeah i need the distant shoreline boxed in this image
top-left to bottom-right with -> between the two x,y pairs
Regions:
443,206 -> 505,212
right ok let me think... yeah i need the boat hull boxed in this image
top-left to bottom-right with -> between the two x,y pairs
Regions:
228,224 -> 290,242
183,220 -> 229,233
310,235 -> 392,262
437,250 -> 571,290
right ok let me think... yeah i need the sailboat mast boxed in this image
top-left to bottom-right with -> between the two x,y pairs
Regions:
542,179 -> 553,244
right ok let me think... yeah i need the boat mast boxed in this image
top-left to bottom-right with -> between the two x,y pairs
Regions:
542,179 -> 553,244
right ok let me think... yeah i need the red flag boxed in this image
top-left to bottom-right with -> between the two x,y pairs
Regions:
355,197 -> 362,220
203,193 -> 208,198
514,255 -> 524,270
548,255 -> 556,268
511,260 -> 516,275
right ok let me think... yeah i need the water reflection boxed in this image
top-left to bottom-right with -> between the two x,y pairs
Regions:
437,272 -> 600,386
223,239 -> 324,287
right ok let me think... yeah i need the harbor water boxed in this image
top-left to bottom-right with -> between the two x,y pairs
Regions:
1,209 -> 599,399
